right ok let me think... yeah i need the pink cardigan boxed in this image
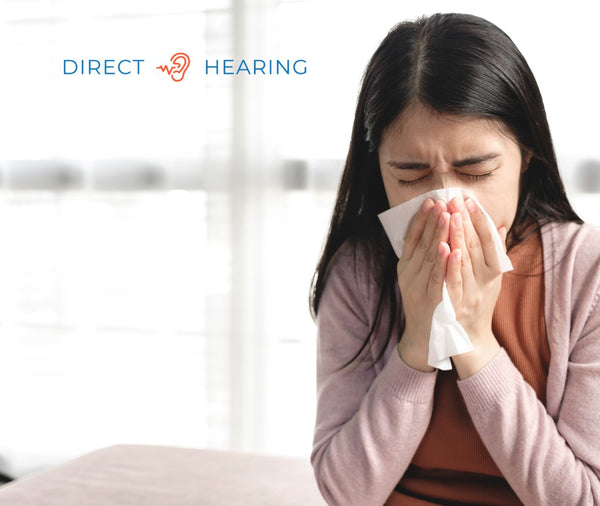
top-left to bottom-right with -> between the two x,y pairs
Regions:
311,221 -> 600,506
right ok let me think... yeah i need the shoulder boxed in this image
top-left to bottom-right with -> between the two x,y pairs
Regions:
541,220 -> 600,327
324,237 -> 375,291
542,219 -> 600,244
541,220 -> 600,267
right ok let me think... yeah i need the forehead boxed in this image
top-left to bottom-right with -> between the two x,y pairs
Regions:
380,101 -> 516,152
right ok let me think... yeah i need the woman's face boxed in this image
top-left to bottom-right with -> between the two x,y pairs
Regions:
377,101 -> 528,232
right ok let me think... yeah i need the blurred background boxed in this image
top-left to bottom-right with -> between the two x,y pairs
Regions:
0,0 -> 598,479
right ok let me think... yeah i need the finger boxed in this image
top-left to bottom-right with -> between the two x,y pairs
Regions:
426,237 -> 450,300
399,201 -> 441,281
465,198 -> 500,272
449,212 -> 477,293
421,210 -> 449,287
410,200 -> 446,266
450,196 -> 484,271
445,248 -> 463,303
401,198 -> 435,262
413,205 -> 449,289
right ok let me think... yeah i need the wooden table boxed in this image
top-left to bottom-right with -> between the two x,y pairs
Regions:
0,444 -> 327,505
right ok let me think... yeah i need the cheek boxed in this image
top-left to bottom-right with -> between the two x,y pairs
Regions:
476,179 -> 520,229
476,198 -> 515,230
381,172 -> 430,207
381,172 -> 410,207
386,187 -> 419,208
470,194 -> 499,224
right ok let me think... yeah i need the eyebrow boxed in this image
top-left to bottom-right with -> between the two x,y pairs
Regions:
387,153 -> 501,170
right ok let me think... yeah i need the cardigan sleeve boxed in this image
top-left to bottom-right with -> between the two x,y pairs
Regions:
310,242 -> 438,506
457,259 -> 600,504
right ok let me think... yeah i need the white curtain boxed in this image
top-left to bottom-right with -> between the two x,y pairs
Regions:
0,0 -> 328,477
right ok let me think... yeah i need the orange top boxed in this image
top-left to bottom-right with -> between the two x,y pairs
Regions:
386,226 -> 550,506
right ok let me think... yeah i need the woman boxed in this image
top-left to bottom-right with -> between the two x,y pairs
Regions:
309,12 -> 600,506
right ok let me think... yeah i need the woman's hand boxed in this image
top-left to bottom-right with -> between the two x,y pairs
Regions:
396,198 -> 451,372
445,195 -> 507,378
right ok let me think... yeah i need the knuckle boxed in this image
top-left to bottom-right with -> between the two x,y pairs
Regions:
431,270 -> 444,285
467,238 -> 479,251
446,278 -> 459,288
416,236 -> 428,253
467,293 -> 481,306
480,228 -> 492,241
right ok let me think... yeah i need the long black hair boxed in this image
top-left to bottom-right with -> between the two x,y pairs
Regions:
309,13 -> 582,370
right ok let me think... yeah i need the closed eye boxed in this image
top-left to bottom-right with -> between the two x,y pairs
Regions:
397,171 -> 494,186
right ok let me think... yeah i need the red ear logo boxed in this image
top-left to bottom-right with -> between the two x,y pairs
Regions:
156,52 -> 190,82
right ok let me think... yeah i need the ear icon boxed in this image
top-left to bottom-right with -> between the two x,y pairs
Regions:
170,52 -> 190,82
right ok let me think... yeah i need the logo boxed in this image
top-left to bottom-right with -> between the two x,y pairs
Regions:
62,53 -> 307,79
204,58 -> 306,75
155,52 -> 191,82
63,59 -> 145,75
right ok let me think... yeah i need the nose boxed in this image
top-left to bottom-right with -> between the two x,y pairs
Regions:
431,170 -> 456,190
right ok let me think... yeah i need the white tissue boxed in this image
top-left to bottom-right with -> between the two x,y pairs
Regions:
377,188 -> 513,370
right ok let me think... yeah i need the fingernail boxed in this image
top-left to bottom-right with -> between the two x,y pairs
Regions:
465,199 -> 477,213
453,213 -> 462,227
422,199 -> 434,212
438,212 -> 446,228
455,249 -> 462,262
454,197 -> 465,210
